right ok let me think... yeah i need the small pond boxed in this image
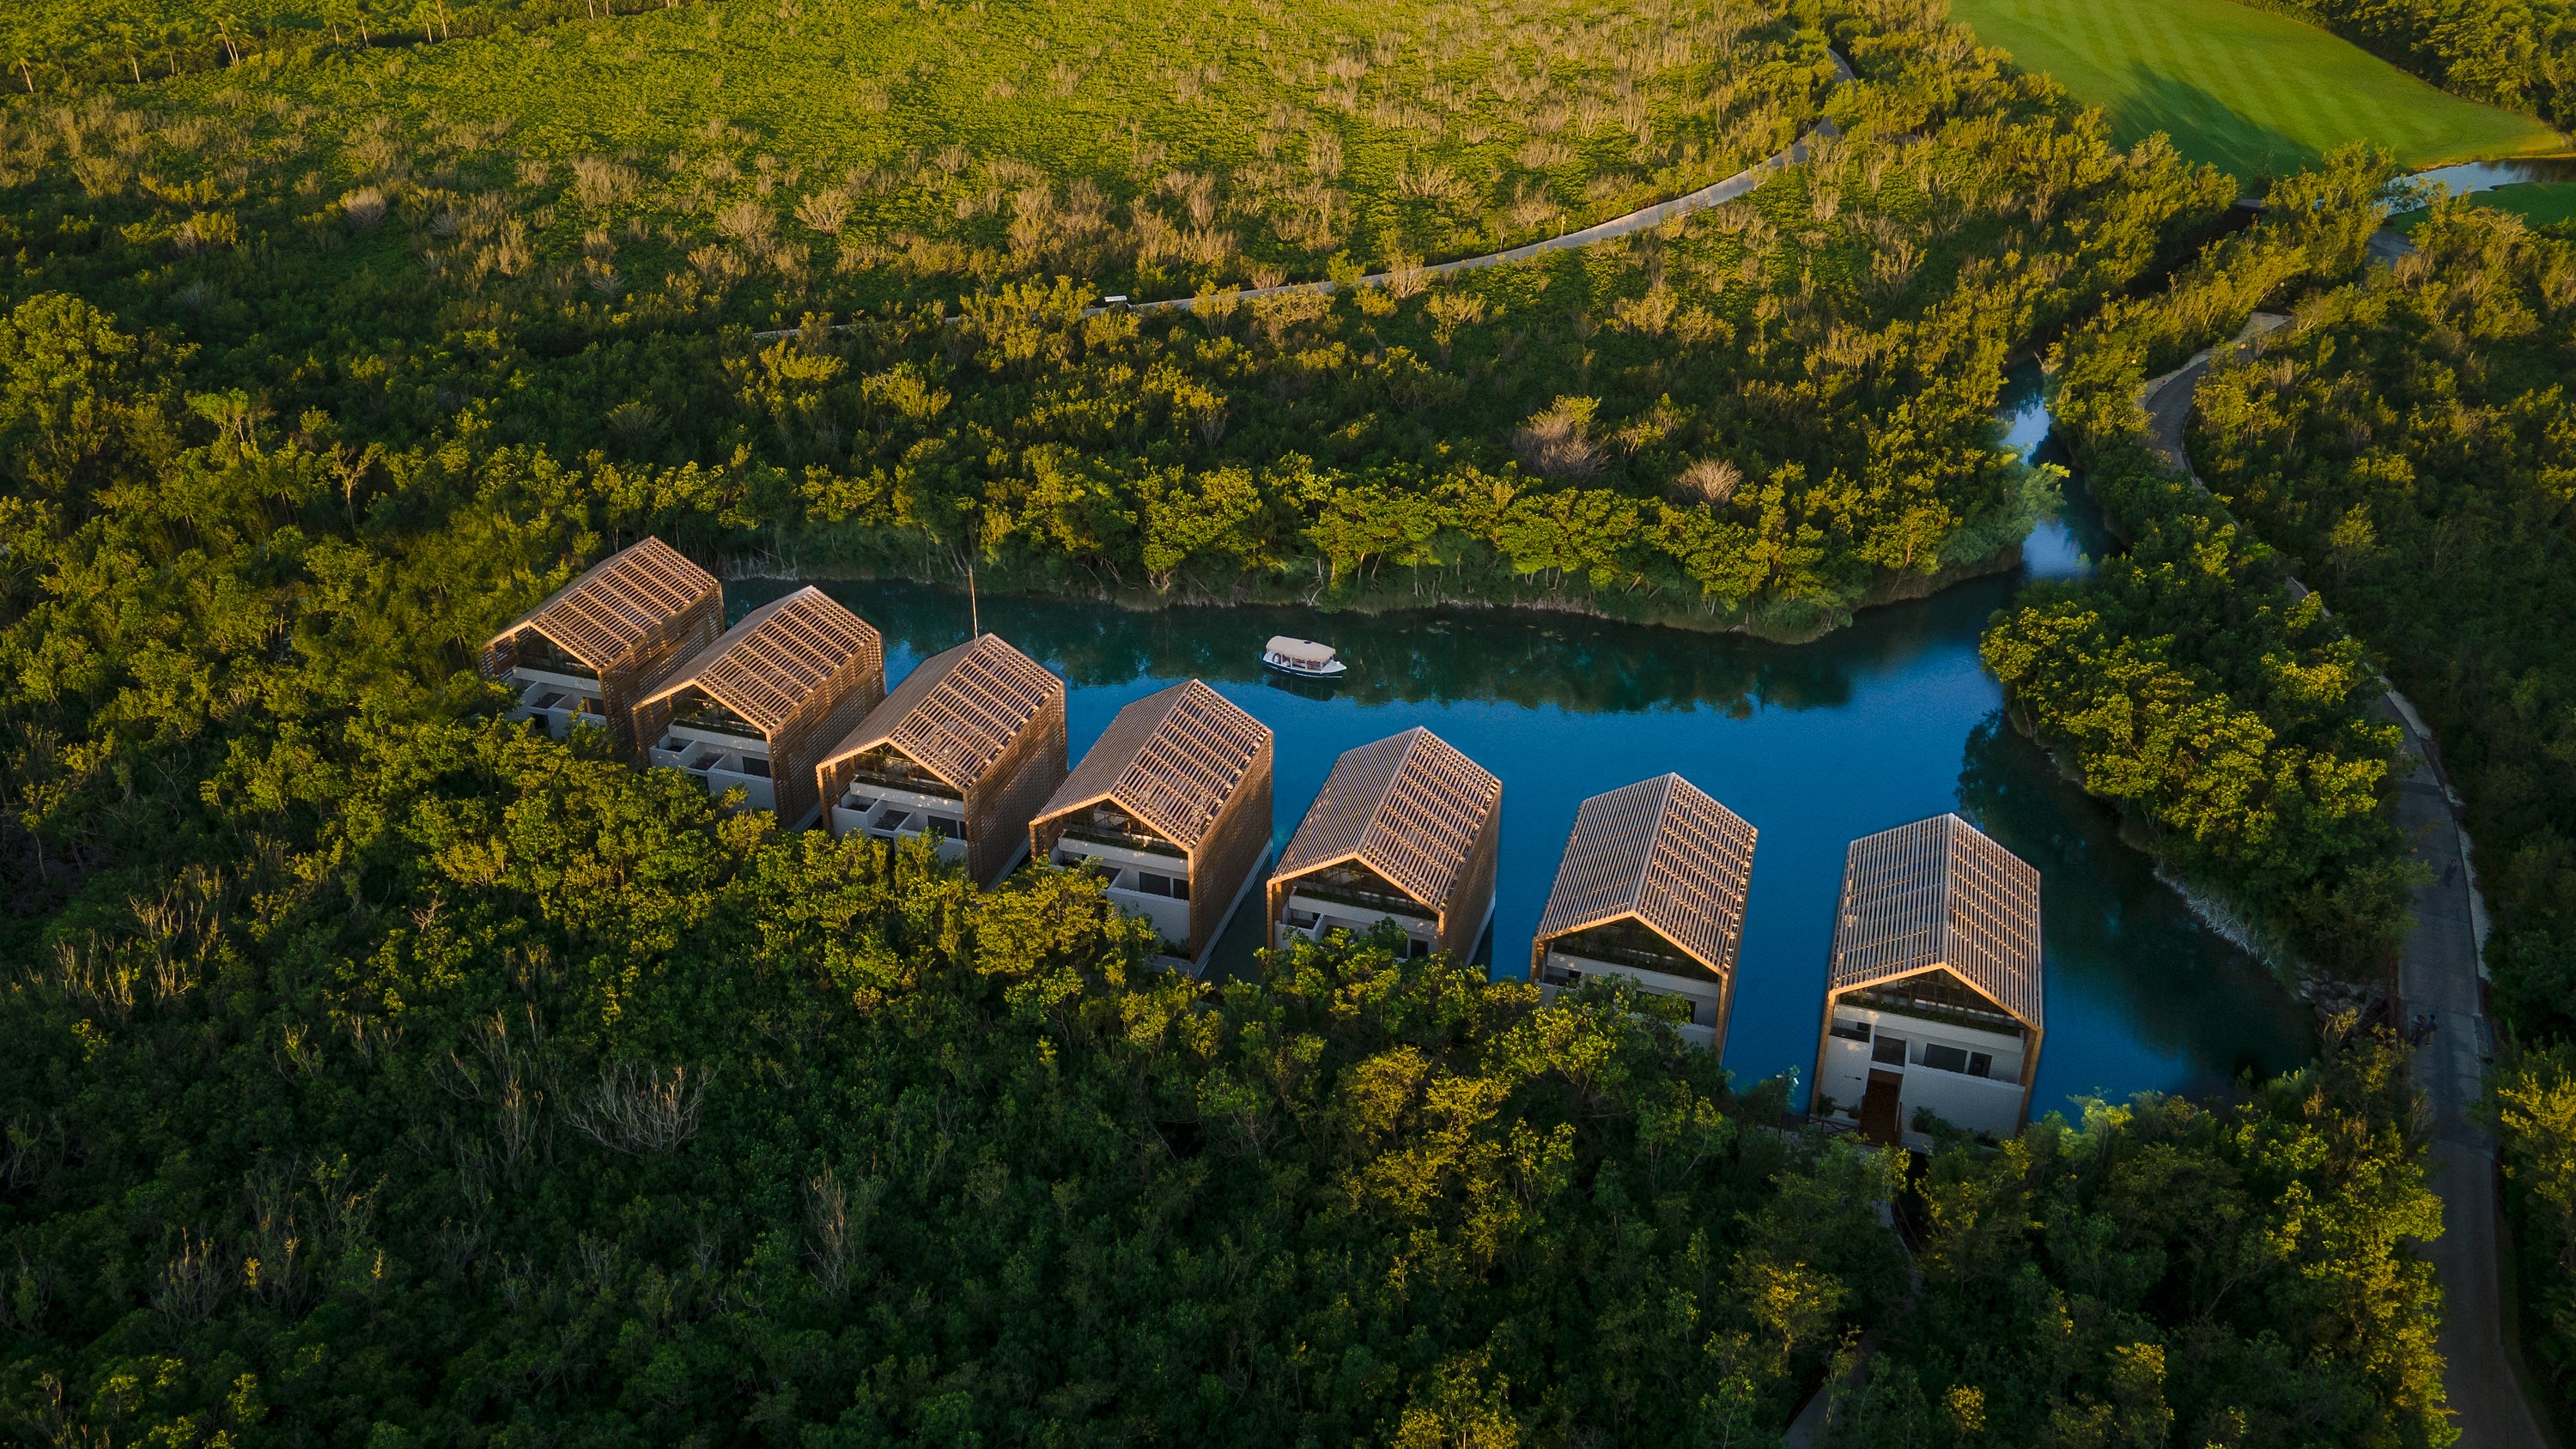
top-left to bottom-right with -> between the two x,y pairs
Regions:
2409,155 -> 2576,197
732,368 -> 2313,1119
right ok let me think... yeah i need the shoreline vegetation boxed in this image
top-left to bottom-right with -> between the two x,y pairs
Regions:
724,518 -> 2038,643
0,0 -> 2237,657
0,0 -> 2535,1443
1979,147 -> 2421,985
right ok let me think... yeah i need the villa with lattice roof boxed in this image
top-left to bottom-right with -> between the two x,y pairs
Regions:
1267,727 -> 1501,961
480,537 -> 723,762
1813,813 -> 2044,1150
1531,773 -> 1756,1052
634,587 -> 886,828
816,634 -> 1066,886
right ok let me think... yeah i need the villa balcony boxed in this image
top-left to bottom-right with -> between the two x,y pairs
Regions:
513,679 -> 606,740
1287,877 -> 1427,920
653,738 -> 777,813
833,792 -> 969,862
1061,822 -> 1183,858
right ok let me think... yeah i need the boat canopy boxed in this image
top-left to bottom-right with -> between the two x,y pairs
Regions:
1266,636 -> 1337,665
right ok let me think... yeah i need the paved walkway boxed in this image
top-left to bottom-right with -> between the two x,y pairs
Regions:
2145,324 -> 2547,1448
756,52 -> 1853,338
1115,50 -> 1854,316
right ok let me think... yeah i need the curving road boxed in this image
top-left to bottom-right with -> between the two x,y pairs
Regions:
2142,330 -> 2548,1449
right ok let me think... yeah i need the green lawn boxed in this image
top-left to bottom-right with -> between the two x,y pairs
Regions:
1950,0 -> 2566,180
2391,181 -> 2576,230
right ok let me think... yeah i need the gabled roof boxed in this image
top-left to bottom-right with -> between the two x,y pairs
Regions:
1827,813 -> 2042,1028
1534,773 -> 1755,975
1276,727 -> 1500,912
822,634 -> 1061,792
640,587 -> 881,734
1039,680 -> 1269,851
487,537 -> 720,669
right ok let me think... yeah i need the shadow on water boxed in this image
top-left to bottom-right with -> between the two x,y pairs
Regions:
725,369 -> 2313,1119
1956,717 -> 2312,1109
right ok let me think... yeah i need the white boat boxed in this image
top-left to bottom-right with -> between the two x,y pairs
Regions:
1261,635 -> 1347,678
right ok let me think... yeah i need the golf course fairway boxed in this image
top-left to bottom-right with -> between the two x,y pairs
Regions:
2393,182 -> 2576,230
1950,0 -> 2567,180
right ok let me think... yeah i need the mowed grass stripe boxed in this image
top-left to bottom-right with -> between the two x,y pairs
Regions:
1951,0 -> 2566,179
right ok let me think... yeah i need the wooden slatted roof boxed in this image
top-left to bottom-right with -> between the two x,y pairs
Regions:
821,634 -> 1061,792
1039,680 -> 1269,851
1534,773 -> 1755,975
1827,813 -> 2042,1028
486,537 -> 720,669
640,587 -> 881,734
1276,727 -> 1500,912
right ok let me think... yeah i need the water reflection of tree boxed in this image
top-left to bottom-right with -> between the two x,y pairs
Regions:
734,575 -> 2026,718
1953,713 -> 2312,1094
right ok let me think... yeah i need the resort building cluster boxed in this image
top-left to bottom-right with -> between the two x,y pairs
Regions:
487,540 -> 2047,1150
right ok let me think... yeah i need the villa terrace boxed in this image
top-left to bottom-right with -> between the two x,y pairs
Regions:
817,634 -> 1066,886
480,537 -> 723,761
635,587 -> 885,828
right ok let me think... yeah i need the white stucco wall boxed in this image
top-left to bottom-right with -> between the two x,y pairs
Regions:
1283,889 -> 1436,952
1055,838 -> 1196,948
1542,949 -> 1723,1027
1818,1003 -> 2029,1142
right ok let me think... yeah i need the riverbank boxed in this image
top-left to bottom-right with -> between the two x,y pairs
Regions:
726,536 -> 2034,646
741,572 -> 2318,1114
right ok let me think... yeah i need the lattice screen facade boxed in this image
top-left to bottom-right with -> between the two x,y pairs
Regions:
1268,727 -> 1504,961
480,537 -> 723,763
1034,681 -> 1276,959
1813,812 -> 2044,1129
817,634 -> 1069,885
1531,773 -> 1757,1040
635,587 -> 888,828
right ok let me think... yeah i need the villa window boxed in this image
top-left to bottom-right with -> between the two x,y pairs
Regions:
1923,1044 -> 1969,1074
1969,1052 -> 1993,1078
514,632 -> 598,680
1871,1035 -> 1907,1066
669,693 -> 762,738
1132,870 -> 1190,900
1830,1017 -> 1870,1042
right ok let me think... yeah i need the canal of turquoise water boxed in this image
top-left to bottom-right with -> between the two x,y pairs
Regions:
732,368 -> 2314,1119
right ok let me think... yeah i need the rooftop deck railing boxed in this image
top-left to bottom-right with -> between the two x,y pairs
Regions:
1063,822 -> 1183,858
1850,991 -> 2022,1037
1288,877 -> 1431,920
1547,939 -> 1706,979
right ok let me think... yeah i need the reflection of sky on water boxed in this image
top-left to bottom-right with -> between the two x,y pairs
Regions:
726,359 -> 2312,1119
2002,359 -> 2107,584
742,545 -> 2312,1119
2406,156 -> 2576,197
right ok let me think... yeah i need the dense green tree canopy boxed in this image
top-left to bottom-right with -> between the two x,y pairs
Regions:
2183,195 -> 2576,1433
1980,149 -> 2416,974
